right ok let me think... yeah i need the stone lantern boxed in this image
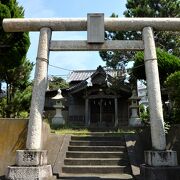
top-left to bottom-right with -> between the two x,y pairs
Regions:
128,89 -> 142,127
51,89 -> 65,125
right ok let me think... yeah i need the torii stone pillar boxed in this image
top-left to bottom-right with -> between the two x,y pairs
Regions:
26,27 -> 51,150
6,28 -> 53,179
143,27 -> 166,150
140,27 -> 178,180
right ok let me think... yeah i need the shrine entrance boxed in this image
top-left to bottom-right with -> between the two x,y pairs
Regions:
3,13 -> 180,180
90,98 -> 115,127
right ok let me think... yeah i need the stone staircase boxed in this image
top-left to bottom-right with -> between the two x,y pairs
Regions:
58,135 -> 134,180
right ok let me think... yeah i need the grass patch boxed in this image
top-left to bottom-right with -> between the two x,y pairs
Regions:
54,128 -> 90,135
51,124 -> 136,135
98,129 -> 136,136
51,124 -> 90,135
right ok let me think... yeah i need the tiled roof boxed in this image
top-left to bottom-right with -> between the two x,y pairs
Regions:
67,69 -> 124,82
67,70 -> 94,82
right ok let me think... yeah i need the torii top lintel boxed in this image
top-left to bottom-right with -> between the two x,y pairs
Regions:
3,16 -> 180,32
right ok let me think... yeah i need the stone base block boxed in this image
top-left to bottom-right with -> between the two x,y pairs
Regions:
6,165 -> 53,180
52,117 -> 65,125
140,164 -> 180,180
129,117 -> 142,127
16,150 -> 48,166
145,150 -> 177,166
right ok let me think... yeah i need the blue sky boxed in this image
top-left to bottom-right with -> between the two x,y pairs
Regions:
17,0 -> 127,79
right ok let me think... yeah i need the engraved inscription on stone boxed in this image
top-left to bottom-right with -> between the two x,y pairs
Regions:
23,152 -> 36,162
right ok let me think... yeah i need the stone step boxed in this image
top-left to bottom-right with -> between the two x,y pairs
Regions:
71,136 -> 125,141
58,173 -> 134,180
66,151 -> 126,158
68,145 -> 126,152
64,158 -> 129,166
62,165 -> 131,174
59,134 -> 133,179
69,141 -> 125,146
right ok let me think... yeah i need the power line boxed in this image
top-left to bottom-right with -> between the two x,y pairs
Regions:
48,74 -> 68,77
48,64 -> 73,71
126,64 -> 144,70
35,59 -> 74,72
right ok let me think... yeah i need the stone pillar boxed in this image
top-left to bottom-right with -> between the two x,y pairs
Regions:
6,27 -> 53,180
143,27 -> 166,150
128,90 -> 141,127
114,98 -> 118,127
51,89 -> 65,126
99,99 -> 102,125
140,27 -> 178,180
85,98 -> 89,126
26,27 -> 51,150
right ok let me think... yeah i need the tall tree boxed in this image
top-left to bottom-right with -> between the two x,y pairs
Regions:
100,0 -> 180,68
4,59 -> 33,103
165,71 -> 180,123
0,0 -> 30,87
48,76 -> 69,90
132,48 -> 180,84
124,0 -> 180,56
100,13 -> 130,69
0,0 -> 31,117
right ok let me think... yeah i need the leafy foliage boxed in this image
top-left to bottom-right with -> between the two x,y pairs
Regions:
100,0 -> 180,68
0,0 -> 32,118
132,48 -> 180,84
7,59 -> 33,107
124,0 -> 179,17
139,104 -> 149,123
100,13 -> 131,69
165,71 -> 180,123
0,84 -> 32,118
124,0 -> 180,56
0,0 -> 30,73
48,76 -> 69,90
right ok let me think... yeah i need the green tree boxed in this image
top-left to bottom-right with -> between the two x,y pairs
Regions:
100,0 -> 180,68
100,13 -> 130,69
4,59 -> 33,103
0,83 -> 32,118
48,76 -> 69,90
0,0 -> 32,117
0,0 -> 30,89
139,104 -> 149,123
0,59 -> 33,118
132,48 -> 180,84
124,0 -> 180,56
165,71 -> 180,123
0,0 -> 30,62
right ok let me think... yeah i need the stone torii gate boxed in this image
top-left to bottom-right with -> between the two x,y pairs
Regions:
3,14 -> 180,180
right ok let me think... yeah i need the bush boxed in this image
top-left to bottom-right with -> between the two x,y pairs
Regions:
165,71 -> 180,124
139,104 -> 150,125
19,111 -> 29,118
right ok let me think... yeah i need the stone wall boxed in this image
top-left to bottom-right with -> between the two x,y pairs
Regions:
166,125 -> 180,164
0,118 -> 50,176
134,125 -> 180,164
130,125 -> 180,166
